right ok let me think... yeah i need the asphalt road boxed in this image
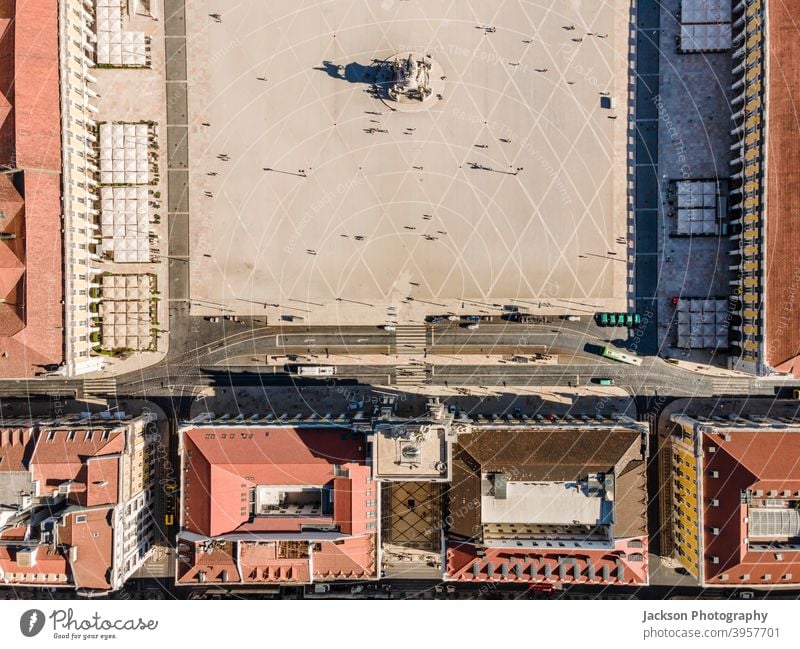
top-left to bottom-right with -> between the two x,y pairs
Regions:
0,319 -> 789,400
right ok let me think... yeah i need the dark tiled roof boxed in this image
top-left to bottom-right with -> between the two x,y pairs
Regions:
613,459 -> 647,538
457,427 -> 640,481
446,427 -> 644,544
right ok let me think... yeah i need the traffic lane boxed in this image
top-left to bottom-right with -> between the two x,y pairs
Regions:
275,336 -> 391,348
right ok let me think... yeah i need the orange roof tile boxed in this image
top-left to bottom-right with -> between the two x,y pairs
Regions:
60,509 -> 114,591
702,429 -> 800,585
179,426 -> 378,583
0,0 -> 62,377
183,427 -> 367,537
446,537 -> 649,585
765,1 -> 800,373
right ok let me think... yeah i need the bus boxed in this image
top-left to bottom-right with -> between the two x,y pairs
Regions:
601,347 -> 642,366
295,365 -> 336,376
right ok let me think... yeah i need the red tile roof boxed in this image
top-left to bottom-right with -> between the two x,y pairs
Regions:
0,424 -> 132,590
176,541 -> 242,585
702,430 -> 800,585
0,426 -> 35,471
182,427 -> 367,537
239,541 -> 310,583
313,537 -> 376,580
179,426 -> 378,583
446,538 -> 649,585
0,0 -> 63,377
31,429 -> 124,506
60,509 -> 114,591
765,1 -> 800,374
0,544 -> 70,585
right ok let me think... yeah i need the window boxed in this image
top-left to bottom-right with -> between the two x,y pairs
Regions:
366,499 -> 376,507
366,522 -> 376,530
47,431 -> 56,441
75,515 -> 87,524
67,431 -> 76,441
85,430 -> 93,441
366,510 -> 375,518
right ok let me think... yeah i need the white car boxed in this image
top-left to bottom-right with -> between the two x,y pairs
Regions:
466,323 -> 479,330
381,325 -> 396,331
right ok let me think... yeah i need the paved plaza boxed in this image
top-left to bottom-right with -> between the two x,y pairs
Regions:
186,1 -> 630,323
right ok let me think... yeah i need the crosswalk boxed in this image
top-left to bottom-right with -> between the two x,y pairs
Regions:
395,364 -> 428,386
393,325 -> 428,386
393,325 -> 428,353
82,377 -> 118,397
710,377 -> 752,394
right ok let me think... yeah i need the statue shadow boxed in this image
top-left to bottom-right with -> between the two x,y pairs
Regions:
314,60 -> 381,85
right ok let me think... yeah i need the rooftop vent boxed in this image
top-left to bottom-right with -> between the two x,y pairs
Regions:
492,473 -> 508,500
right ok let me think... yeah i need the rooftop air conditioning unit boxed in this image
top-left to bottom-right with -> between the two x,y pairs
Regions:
58,481 -> 74,495
711,527 -> 720,535
710,470 -> 719,478
16,548 -> 37,568
711,556 -> 720,564
710,498 -> 720,507
708,445 -> 717,453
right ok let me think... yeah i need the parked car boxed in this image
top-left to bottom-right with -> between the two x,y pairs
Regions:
596,312 -> 642,327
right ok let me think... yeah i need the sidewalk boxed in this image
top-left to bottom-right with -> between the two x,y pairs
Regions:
659,356 -> 753,378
